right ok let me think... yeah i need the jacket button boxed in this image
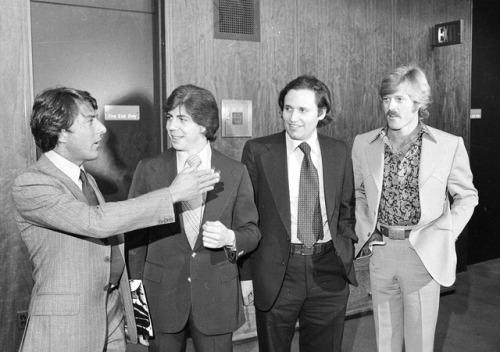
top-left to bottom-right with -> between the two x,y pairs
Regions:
187,277 -> 191,283
367,233 -> 371,238
281,260 -> 286,266
103,284 -> 110,291
192,253 -> 196,258
104,256 -> 110,262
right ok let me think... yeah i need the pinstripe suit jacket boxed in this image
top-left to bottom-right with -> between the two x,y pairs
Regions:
12,154 -> 176,352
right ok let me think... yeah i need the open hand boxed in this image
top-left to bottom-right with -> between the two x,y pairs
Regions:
170,167 -> 219,203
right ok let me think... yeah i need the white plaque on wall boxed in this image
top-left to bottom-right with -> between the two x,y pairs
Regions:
221,99 -> 252,137
104,105 -> 140,121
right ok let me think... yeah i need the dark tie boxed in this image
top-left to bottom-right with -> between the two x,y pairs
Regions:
80,169 -> 99,206
80,170 -> 124,287
297,142 -> 324,248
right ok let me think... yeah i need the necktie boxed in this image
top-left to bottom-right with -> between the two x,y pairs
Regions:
297,142 -> 324,248
80,169 -> 99,206
80,170 -> 124,286
181,155 -> 203,249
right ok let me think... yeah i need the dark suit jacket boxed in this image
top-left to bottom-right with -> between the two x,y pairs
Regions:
127,147 -> 260,335
12,155 -> 177,352
240,131 -> 358,312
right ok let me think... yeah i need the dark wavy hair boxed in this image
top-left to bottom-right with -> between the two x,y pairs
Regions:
278,75 -> 333,128
163,85 -> 219,141
31,87 -> 97,152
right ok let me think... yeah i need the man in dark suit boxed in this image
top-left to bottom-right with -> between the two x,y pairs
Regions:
240,75 -> 357,352
11,87 -> 220,352
127,84 -> 261,352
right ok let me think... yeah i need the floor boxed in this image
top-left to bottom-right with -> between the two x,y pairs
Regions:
127,258 -> 500,352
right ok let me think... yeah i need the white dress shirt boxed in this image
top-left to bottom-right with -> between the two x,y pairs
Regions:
45,150 -> 86,190
176,142 -> 212,220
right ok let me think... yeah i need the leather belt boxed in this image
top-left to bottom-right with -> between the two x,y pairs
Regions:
379,225 -> 411,240
290,241 -> 333,256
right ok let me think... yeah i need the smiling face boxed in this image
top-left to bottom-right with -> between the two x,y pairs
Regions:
281,89 -> 325,141
381,89 -> 420,136
166,105 -> 207,154
55,102 -> 106,166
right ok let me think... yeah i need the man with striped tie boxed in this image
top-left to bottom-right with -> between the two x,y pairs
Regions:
127,84 -> 261,352
12,87 -> 220,352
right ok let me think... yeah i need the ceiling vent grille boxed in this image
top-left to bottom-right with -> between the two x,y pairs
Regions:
214,0 -> 260,42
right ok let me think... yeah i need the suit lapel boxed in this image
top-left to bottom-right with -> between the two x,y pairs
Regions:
37,154 -> 88,204
157,149 -> 193,249
150,148 -> 178,189
319,135 -> 338,223
419,133 -> 442,187
261,132 -> 292,238
85,173 -> 128,249
365,137 -> 384,204
193,148 -> 236,251
203,149 -> 234,221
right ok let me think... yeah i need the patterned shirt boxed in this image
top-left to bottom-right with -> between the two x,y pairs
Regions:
376,123 -> 433,226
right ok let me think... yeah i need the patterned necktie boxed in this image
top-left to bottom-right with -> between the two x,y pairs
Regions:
80,170 -> 124,286
297,142 -> 324,248
181,155 -> 203,249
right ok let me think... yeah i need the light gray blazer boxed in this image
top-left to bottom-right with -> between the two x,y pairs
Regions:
352,126 -> 478,286
12,155 -> 176,352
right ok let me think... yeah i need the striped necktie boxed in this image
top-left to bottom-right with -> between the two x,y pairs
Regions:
181,155 -> 203,249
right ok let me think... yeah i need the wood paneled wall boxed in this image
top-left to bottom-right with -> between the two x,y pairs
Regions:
0,0 -> 472,351
162,0 -> 473,342
0,0 -> 34,350
165,0 -> 472,158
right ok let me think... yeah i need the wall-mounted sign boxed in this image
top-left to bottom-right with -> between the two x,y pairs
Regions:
221,99 -> 252,137
431,20 -> 463,47
104,105 -> 140,121
470,108 -> 482,119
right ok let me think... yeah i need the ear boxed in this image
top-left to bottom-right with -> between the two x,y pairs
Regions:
413,101 -> 421,113
58,129 -> 69,144
317,108 -> 326,121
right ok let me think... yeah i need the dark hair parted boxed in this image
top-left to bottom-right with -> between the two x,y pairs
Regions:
379,65 -> 432,118
31,87 -> 98,152
278,75 -> 333,128
163,85 -> 219,141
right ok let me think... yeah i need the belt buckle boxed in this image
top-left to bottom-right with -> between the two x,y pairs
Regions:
301,246 -> 314,255
388,228 -> 406,240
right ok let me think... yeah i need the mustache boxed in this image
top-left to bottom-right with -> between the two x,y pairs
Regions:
386,110 -> 400,118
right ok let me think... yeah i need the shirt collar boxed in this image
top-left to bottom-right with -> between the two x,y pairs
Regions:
369,122 -> 435,144
285,130 -> 320,156
45,150 -> 83,186
176,141 -> 211,171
